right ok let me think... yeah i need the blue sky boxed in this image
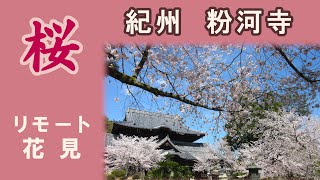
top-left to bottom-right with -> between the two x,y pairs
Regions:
104,77 -> 227,144
104,45 -> 320,145
105,77 -> 320,144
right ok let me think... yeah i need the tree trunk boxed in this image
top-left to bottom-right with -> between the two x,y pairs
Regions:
141,171 -> 145,180
125,162 -> 129,177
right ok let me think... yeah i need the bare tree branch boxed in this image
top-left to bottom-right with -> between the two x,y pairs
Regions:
133,45 -> 150,79
107,67 -> 226,112
273,45 -> 320,84
125,84 -> 143,108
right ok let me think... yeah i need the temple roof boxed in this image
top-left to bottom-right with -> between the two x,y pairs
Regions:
158,135 -> 217,161
158,135 -> 198,161
113,109 -> 205,137
105,133 -> 216,162
173,140 -> 217,161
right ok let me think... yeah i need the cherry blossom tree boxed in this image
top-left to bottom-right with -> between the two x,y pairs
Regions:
106,44 -> 320,178
193,140 -> 245,174
193,157 -> 219,173
225,91 -> 310,150
215,139 -> 246,172
106,44 -> 320,137
239,110 -> 320,178
105,134 -> 165,177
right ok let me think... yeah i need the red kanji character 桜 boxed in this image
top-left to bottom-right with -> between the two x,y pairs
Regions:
20,16 -> 83,75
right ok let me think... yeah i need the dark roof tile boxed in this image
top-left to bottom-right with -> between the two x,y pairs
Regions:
114,109 -> 205,136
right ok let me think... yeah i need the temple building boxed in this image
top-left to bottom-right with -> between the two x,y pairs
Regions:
106,109 -> 216,178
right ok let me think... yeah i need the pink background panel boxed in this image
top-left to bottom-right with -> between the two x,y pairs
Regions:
107,0 -> 320,44
0,0 -> 319,180
0,1 -> 105,180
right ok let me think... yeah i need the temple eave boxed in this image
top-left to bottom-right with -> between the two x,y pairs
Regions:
112,123 -> 205,142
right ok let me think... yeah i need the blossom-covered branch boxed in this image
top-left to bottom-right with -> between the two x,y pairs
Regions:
105,44 -> 320,127
273,45 -> 320,84
105,134 -> 165,174
239,110 -> 320,178
108,67 -> 225,111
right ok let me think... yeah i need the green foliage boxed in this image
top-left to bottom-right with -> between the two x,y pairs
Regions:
111,169 -> 126,178
316,161 -> 320,177
231,171 -> 247,179
225,93 -> 284,150
106,173 -> 116,180
105,117 -> 114,133
226,91 -> 311,150
132,173 -> 141,179
279,89 -> 311,116
148,157 -> 192,180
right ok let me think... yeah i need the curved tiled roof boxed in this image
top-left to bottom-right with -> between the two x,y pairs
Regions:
158,135 -> 215,161
106,133 -> 216,161
173,140 -> 217,160
114,109 -> 205,136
